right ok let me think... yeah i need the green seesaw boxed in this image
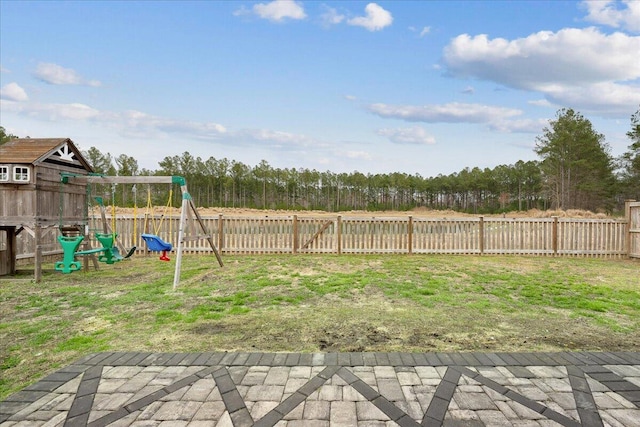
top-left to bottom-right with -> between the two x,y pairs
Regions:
55,233 -> 136,274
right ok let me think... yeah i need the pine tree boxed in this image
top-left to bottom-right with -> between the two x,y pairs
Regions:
620,108 -> 640,200
0,126 -> 18,145
535,108 -> 615,211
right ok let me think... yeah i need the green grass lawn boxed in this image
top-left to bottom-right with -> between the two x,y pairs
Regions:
1,254 -> 639,399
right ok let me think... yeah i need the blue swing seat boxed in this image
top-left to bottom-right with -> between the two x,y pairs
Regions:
141,234 -> 173,261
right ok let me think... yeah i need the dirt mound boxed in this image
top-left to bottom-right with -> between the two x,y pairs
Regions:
101,206 -> 618,219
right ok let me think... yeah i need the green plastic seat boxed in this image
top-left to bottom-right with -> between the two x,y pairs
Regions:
55,235 -> 84,274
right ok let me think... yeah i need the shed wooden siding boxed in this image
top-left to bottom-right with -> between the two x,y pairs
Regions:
0,138 -> 91,227
14,215 -> 631,263
0,166 -> 87,227
0,186 -> 38,223
39,166 -> 88,226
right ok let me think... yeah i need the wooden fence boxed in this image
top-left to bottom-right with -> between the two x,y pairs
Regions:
629,201 -> 640,258
13,214 -> 632,263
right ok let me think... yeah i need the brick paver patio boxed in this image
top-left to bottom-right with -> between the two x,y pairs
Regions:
1,352 -> 639,426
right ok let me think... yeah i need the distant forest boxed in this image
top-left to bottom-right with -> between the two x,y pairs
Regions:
2,108 -> 639,214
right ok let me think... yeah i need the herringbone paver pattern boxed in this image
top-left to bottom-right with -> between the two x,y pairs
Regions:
1,352 -> 639,426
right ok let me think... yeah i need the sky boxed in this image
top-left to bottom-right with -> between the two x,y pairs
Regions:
1,0 -> 639,177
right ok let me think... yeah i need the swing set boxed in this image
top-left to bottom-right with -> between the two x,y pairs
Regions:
55,183 -> 136,274
57,174 -> 223,289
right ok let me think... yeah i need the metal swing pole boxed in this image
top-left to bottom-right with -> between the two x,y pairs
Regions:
173,184 -> 189,290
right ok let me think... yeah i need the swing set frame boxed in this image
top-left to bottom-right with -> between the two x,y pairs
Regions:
60,174 -> 223,289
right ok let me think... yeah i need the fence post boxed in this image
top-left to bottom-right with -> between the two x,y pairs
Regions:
34,225 -> 42,283
337,215 -> 342,255
625,199 -> 635,258
479,216 -> 484,255
293,215 -> 298,254
408,216 -> 413,254
218,214 -> 224,254
552,216 -> 558,256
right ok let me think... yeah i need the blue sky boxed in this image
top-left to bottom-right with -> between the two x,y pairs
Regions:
1,1 -> 639,176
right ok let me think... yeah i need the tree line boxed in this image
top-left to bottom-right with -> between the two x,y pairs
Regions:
81,147 -> 548,213
1,107 -> 639,214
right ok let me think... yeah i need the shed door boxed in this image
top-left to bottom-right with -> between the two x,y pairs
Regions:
0,226 -> 17,275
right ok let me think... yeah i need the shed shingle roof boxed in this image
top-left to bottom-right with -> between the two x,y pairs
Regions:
0,138 -> 73,163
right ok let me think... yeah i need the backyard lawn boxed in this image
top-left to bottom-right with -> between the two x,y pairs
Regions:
1,254 -> 639,400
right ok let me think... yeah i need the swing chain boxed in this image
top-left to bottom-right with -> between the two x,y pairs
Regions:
111,183 -> 117,237
132,184 -> 138,241
143,184 -> 174,238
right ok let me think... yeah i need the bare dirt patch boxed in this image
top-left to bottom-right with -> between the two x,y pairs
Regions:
178,289 -> 639,354
112,206 -> 620,219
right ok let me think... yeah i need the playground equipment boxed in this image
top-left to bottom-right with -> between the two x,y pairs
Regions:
60,174 -> 223,289
139,184 -> 174,261
55,179 -> 137,274
54,232 -> 135,274
0,138 -> 94,281
55,235 -> 84,274
91,192 -> 137,259
141,233 -> 172,261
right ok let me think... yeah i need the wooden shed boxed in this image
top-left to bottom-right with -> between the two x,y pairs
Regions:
0,138 -> 93,279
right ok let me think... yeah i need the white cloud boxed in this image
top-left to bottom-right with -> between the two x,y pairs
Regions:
0,82 -> 28,102
344,150 -> 372,160
409,26 -> 431,37
0,65 -> 10,73
444,28 -> 640,86
488,118 -> 548,133
461,86 -> 475,95
5,102 -> 101,120
368,102 -> 547,134
443,27 -> 640,115
232,5 -> 250,17
33,63 -> 101,87
55,103 -> 101,120
347,3 -> 393,31
237,128 -> 317,149
528,99 -> 553,107
120,110 -> 227,138
376,126 -> 436,145
581,0 -> 640,32
250,0 -> 306,22
543,81 -> 640,116
368,102 -> 522,123
3,96 -> 332,153
320,5 -> 345,27
344,95 -> 357,101
4,99 -> 228,140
